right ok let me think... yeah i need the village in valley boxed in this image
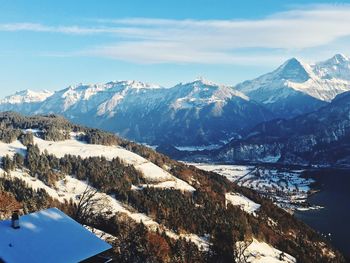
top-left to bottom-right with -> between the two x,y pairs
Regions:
190,163 -> 321,213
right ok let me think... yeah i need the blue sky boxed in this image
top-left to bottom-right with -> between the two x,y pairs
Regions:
0,0 -> 350,96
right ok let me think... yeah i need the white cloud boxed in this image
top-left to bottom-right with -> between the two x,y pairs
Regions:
1,4 -> 350,64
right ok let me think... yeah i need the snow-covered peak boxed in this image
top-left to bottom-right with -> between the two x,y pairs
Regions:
236,55 -> 350,104
104,80 -> 162,90
275,57 -> 312,83
34,80 -> 165,115
313,53 -> 350,81
329,53 -> 349,64
61,80 -> 161,96
171,79 -> 248,111
192,77 -> 219,87
0,89 -> 54,104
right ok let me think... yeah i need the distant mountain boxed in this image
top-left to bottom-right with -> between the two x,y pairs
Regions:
0,89 -> 54,113
0,79 -> 274,147
0,89 -> 53,104
1,54 -> 350,149
215,91 -> 350,166
236,54 -> 350,118
313,53 -> 350,81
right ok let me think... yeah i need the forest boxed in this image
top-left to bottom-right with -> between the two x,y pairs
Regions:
0,112 -> 345,263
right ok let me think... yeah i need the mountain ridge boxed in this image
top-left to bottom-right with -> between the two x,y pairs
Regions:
213,90 -> 350,166
1,54 -> 350,148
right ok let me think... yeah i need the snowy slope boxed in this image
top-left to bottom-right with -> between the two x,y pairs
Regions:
0,169 -> 209,250
0,137 -> 208,250
0,140 -> 26,158
32,135 -> 195,192
236,238 -> 296,263
225,192 -> 260,214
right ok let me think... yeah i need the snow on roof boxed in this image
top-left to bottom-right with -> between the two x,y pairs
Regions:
0,208 -> 111,263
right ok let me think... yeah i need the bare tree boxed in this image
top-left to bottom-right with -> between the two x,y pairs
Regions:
234,238 -> 253,263
73,185 -> 109,225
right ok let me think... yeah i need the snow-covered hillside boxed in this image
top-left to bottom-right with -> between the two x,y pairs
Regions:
225,192 -> 261,215
0,137 -> 302,259
0,169 -> 209,250
0,135 -> 209,250
32,134 -> 195,192
236,238 -> 296,263
0,140 -> 26,158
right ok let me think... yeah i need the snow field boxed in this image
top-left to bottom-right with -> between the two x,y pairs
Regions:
236,238 -> 296,263
225,192 -> 261,214
33,136 -> 195,192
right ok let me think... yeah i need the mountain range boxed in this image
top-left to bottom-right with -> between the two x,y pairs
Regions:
1,54 -> 350,152
213,90 -> 350,166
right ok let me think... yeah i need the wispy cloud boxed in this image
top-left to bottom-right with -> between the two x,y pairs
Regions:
1,4 -> 350,64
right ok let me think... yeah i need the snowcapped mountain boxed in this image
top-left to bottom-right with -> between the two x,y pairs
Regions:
151,79 -> 273,145
1,54 -> 350,149
0,89 -> 53,104
35,80 -> 163,117
169,78 -> 249,111
313,53 -> 350,81
0,79 -> 273,147
92,79 -> 274,146
236,54 -> 350,118
0,89 -> 54,113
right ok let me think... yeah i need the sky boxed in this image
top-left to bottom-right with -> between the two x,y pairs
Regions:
0,0 -> 350,97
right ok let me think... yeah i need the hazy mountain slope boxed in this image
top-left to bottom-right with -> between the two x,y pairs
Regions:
95,79 -> 274,146
215,91 -> 350,166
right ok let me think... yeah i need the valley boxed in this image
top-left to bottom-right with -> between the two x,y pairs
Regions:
0,113 -> 344,262
191,163 -> 350,259
188,163 -> 318,212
